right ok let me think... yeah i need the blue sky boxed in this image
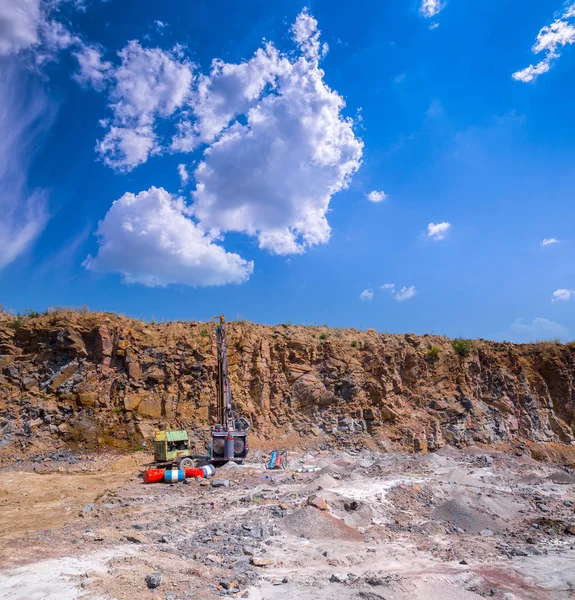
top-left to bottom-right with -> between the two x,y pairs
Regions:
1,0 -> 574,341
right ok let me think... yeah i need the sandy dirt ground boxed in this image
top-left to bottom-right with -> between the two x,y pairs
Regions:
0,446 -> 574,600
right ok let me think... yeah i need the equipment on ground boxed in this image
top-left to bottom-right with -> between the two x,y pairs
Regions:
149,316 -> 249,471
267,449 -> 288,469
152,430 -> 200,470
209,315 -> 250,464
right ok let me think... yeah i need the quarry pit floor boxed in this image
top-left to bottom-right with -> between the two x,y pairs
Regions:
0,446 -> 574,600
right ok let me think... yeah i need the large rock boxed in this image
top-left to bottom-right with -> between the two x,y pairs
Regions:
55,329 -> 87,356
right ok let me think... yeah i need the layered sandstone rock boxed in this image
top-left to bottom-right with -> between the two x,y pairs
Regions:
0,310 -> 574,455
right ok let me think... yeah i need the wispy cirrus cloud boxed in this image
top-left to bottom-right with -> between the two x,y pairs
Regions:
0,63 -> 54,270
541,237 -> 559,246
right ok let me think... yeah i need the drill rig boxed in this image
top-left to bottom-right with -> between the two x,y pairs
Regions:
210,316 -> 250,464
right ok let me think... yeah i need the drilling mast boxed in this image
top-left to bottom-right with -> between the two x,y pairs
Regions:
210,316 -> 249,463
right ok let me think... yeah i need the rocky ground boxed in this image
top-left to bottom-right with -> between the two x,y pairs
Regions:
1,444 -> 574,600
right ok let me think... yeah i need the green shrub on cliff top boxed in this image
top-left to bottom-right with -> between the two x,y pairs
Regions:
452,338 -> 475,357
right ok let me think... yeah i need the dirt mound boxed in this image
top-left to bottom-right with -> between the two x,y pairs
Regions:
282,505 -> 364,541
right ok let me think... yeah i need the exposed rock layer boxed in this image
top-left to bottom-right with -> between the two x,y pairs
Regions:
1,311 -> 574,455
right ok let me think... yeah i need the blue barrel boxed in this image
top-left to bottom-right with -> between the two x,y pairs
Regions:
268,451 -> 277,470
200,465 -> 216,478
164,469 -> 185,483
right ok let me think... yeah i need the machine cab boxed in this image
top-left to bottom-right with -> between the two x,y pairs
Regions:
153,430 -> 190,463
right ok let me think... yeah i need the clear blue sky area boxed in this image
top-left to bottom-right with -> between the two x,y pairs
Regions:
1,0 -> 574,341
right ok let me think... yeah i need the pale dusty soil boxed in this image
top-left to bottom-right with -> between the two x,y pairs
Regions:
0,446 -> 574,600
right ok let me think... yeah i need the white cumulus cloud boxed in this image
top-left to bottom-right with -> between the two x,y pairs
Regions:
172,44 -> 286,151
513,5 -> 575,82
427,221 -> 451,240
420,0 -> 444,18
291,7 -> 328,60
507,317 -> 568,342
187,11 -> 363,256
381,283 -> 417,302
0,63 -> 52,270
395,285 -> 417,302
552,288 -> 575,302
178,163 -> 189,186
366,190 -> 388,203
96,41 -> 194,170
360,289 -> 373,302
84,10 -> 362,285
84,187 -> 253,287
73,44 -> 112,91
541,237 -> 559,246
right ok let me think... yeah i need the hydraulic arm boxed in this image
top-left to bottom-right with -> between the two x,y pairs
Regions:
210,316 -> 249,463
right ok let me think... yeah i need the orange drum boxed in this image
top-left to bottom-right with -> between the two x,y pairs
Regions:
184,468 -> 205,479
143,469 -> 165,483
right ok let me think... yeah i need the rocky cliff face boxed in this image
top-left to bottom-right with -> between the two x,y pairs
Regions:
1,310 -> 574,458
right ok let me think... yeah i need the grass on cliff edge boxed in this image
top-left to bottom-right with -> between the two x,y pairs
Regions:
452,338 -> 476,357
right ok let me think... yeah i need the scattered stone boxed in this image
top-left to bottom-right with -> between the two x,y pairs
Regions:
365,574 -> 390,586
480,529 -> 493,537
549,472 -> 575,485
125,535 -> 142,544
211,479 -> 230,488
307,494 -> 329,511
145,572 -> 163,589
358,592 -> 387,600
330,573 -> 348,583
220,579 -> 238,590
251,557 -> 274,567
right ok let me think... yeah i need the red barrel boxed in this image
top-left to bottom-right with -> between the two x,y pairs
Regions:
184,468 -> 205,479
143,469 -> 165,484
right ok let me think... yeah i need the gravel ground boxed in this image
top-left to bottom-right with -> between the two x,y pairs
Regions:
0,445 -> 574,599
